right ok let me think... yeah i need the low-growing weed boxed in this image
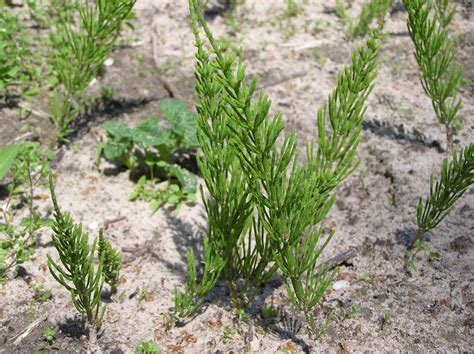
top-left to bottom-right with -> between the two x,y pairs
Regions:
337,0 -> 391,40
135,340 -> 162,353
0,143 -> 51,281
407,144 -> 473,261
98,99 -> 198,213
47,175 -> 121,333
404,0 -> 464,152
0,8 -> 43,104
174,0 -> 381,332
48,0 -> 136,141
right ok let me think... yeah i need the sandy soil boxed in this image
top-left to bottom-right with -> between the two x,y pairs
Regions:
1,0 -> 473,352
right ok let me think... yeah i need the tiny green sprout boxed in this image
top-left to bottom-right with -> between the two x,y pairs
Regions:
381,311 -> 392,330
282,0 -> 303,18
42,327 -> 56,345
33,284 -> 52,303
222,327 -> 238,344
359,272 -> 370,282
235,307 -> 251,322
135,340 -> 162,353
261,303 -> 279,319
351,304 -> 361,315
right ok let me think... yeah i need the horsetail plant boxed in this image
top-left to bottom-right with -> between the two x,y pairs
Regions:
409,144 -> 473,253
404,0 -> 464,153
174,0 -> 380,331
49,0 -> 136,141
98,229 -> 121,294
47,174 -> 105,332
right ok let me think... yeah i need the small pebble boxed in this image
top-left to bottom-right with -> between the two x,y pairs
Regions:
333,280 -> 349,290
104,58 -> 114,66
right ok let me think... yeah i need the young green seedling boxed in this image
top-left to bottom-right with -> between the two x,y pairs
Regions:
47,174 -> 105,331
174,0 -> 381,331
404,0 -> 464,152
49,0 -> 136,141
409,144 -> 473,252
0,143 -> 51,281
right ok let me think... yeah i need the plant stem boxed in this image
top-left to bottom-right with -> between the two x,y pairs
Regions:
408,228 -> 422,250
445,123 -> 454,154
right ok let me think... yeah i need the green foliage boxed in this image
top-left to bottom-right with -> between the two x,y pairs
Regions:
404,0 -> 463,151
433,0 -> 456,28
177,0 -> 380,330
49,0 -> 136,141
0,143 -> 51,281
261,303 -> 279,319
410,144 -> 473,249
42,327 -> 56,345
173,242 -> 224,321
47,174 -> 105,327
339,0 -> 391,40
135,340 -> 162,353
282,0 -> 304,18
98,229 -> 121,294
98,99 -> 198,212
0,8 -> 43,102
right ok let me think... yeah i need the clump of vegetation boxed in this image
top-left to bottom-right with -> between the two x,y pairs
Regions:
336,0 -> 391,40
135,340 -> 162,353
98,99 -> 198,213
0,7 -> 43,104
406,144 -> 473,266
404,0 -> 464,152
173,0 -> 380,332
98,229 -> 121,294
47,175 -> 121,335
0,143 -> 51,281
49,0 -> 136,141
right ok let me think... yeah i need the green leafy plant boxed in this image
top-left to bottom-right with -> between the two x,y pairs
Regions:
135,340 -> 162,353
174,0 -> 380,331
339,0 -> 391,40
47,174 -> 105,330
0,143 -> 51,281
48,0 -> 136,141
98,99 -> 198,213
282,0 -> 304,18
173,242 -> 223,321
408,144 -> 473,253
98,229 -> 121,294
261,303 -> 279,319
404,0 -> 464,152
42,327 -> 56,345
433,0 -> 456,28
0,8 -> 43,103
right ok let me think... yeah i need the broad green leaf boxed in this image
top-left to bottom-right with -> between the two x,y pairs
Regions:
103,144 -> 125,160
168,164 -> 197,194
0,144 -> 21,180
102,121 -> 132,139
132,116 -> 175,149
160,99 -> 198,147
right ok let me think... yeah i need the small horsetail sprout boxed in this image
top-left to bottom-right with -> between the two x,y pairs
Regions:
98,229 -> 121,294
178,0 -> 381,330
49,0 -> 136,141
47,174 -> 105,329
404,0 -> 464,153
410,144 -> 474,250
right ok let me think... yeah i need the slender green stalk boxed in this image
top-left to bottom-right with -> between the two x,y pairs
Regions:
404,0 -> 463,153
47,174 -> 105,327
175,0 -> 381,330
410,144 -> 473,249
